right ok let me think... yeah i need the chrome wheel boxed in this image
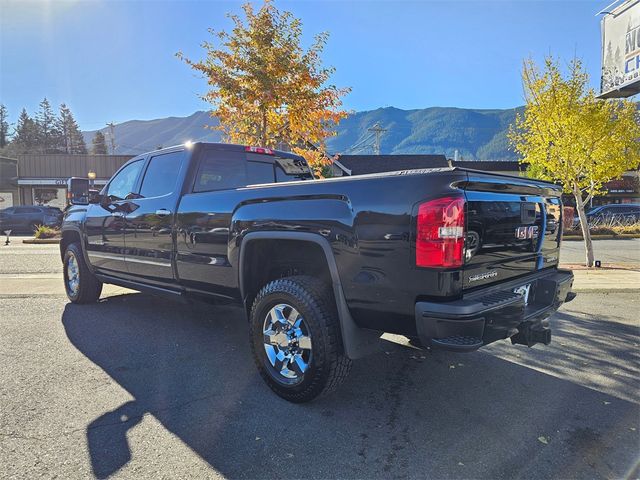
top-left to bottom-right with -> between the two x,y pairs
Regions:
66,252 -> 80,296
263,303 -> 313,381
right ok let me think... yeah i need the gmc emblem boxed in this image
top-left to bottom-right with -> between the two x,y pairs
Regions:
515,225 -> 539,240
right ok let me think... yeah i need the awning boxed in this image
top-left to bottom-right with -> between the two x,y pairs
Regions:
17,178 -> 108,186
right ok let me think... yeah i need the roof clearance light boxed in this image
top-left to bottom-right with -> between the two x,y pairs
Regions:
185,140 -> 194,149
245,146 -> 274,155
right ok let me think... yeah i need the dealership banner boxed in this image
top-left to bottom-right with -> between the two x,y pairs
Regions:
601,0 -> 640,97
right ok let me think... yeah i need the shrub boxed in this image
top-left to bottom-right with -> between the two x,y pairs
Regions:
564,221 -> 640,237
34,225 -> 61,239
614,224 -> 640,235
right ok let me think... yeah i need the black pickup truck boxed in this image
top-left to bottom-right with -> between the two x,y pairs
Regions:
61,142 -> 574,402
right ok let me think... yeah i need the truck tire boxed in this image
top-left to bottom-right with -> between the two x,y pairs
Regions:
63,242 -> 102,304
249,275 -> 352,403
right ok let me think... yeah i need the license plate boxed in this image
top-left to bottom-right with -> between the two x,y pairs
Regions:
513,283 -> 532,305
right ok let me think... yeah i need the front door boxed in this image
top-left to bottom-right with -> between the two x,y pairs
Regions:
85,159 -> 145,275
123,150 -> 187,287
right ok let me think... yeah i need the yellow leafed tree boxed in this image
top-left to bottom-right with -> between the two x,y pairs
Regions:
509,57 -> 640,267
177,1 -> 349,177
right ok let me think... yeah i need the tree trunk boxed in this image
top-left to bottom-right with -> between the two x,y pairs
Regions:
260,109 -> 268,147
573,188 -> 594,267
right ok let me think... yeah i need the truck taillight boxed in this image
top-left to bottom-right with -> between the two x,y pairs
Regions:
416,196 -> 465,268
245,146 -> 274,155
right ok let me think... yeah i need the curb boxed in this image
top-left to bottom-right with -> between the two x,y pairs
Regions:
572,287 -> 640,293
563,234 -> 640,241
22,238 -> 61,245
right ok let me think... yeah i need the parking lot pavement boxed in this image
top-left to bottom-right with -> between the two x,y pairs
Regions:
1,290 -> 638,479
0,236 -> 61,274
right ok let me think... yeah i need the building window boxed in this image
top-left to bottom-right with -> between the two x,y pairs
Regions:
33,187 -> 66,209
0,192 -> 13,208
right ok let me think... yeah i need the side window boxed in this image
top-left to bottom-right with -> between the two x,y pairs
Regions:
247,161 -> 275,185
140,151 -> 186,198
106,160 -> 144,200
194,152 -> 246,192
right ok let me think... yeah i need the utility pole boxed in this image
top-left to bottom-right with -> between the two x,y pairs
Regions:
367,123 -> 387,155
106,122 -> 116,154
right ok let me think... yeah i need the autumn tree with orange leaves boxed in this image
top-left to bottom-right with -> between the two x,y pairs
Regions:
177,1 -> 349,177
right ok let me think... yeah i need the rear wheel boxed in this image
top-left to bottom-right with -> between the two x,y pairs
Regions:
249,275 -> 352,403
63,242 -> 102,303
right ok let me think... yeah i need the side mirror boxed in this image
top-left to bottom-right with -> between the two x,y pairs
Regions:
67,177 -> 90,205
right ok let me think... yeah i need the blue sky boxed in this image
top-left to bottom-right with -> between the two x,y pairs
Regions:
1,0 -> 610,130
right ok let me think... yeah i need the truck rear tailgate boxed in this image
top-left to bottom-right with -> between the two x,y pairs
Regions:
462,170 -> 563,290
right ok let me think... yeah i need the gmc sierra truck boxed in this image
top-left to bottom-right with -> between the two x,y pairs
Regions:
61,142 -> 575,402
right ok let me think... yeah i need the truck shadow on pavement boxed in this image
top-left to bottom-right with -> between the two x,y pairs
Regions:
61,293 -> 640,480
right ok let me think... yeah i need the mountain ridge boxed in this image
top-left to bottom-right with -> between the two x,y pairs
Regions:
83,105 -> 524,160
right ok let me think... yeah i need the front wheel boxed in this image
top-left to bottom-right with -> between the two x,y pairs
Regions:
63,242 -> 102,304
249,276 -> 352,403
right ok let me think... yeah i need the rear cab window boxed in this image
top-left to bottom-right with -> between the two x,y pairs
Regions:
193,148 -> 313,193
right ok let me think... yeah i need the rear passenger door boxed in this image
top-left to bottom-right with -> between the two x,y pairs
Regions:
123,149 -> 188,287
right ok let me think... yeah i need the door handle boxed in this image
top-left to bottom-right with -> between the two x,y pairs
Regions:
155,209 -> 172,217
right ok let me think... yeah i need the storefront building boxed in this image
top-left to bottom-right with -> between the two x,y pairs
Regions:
0,156 -> 19,208
13,154 -> 133,209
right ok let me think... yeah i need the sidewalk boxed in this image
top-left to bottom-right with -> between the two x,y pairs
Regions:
565,267 -> 640,293
1,238 -> 637,296
0,273 -> 134,297
0,268 -> 637,297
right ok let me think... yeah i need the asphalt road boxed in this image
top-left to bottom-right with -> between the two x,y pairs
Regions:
560,238 -> 640,265
0,289 -> 638,479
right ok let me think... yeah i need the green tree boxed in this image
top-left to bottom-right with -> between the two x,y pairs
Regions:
0,104 -> 10,148
58,104 -> 87,154
509,57 -> 640,267
12,108 -> 39,153
35,98 -> 62,153
91,131 -> 108,155
177,0 -> 349,176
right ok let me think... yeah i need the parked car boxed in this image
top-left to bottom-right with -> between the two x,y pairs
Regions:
573,203 -> 640,228
0,205 -> 63,233
60,142 -> 574,402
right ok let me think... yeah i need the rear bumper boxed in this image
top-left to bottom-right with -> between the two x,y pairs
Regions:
415,268 -> 574,352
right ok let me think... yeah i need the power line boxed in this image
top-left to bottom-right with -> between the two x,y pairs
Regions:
344,131 -> 376,154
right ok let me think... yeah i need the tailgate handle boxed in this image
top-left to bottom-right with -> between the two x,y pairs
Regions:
521,203 -> 537,225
